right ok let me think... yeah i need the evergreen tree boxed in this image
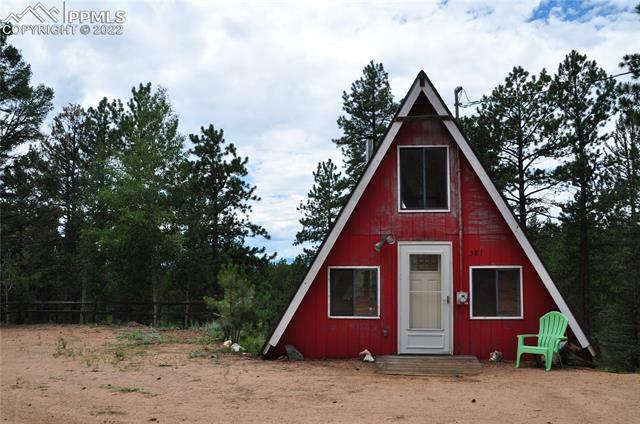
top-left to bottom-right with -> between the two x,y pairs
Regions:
75,98 -> 124,319
187,124 -> 269,292
295,159 -> 347,258
551,50 -> 616,331
0,27 -> 53,167
0,29 -> 56,312
40,105 -> 91,297
106,84 -> 185,321
465,67 -> 560,230
596,57 -> 640,370
204,264 -> 256,342
460,114 -> 505,188
256,257 -> 307,331
333,61 -> 397,189
0,148 -> 60,313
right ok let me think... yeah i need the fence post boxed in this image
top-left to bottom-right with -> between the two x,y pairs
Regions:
17,302 -> 24,324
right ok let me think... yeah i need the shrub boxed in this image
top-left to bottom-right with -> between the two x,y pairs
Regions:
240,333 -> 265,357
204,264 -> 257,342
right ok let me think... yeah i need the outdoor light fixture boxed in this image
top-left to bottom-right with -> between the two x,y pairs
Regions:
374,234 -> 396,252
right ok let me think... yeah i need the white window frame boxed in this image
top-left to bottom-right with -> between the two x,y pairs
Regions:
327,266 -> 381,319
397,145 -> 451,213
469,265 -> 524,320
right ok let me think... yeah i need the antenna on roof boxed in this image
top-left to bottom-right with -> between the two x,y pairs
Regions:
454,86 -> 463,120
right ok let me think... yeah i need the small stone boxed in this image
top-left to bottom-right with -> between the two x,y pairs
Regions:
285,344 -> 304,361
359,349 -> 372,359
362,353 -> 375,363
471,399 -> 476,403
489,351 -> 503,362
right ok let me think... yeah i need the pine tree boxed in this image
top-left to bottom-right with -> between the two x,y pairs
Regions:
551,50 -> 616,332
107,83 -> 185,321
75,98 -> 124,319
0,28 -> 55,311
460,114 -> 504,188
596,57 -> 640,370
333,61 -> 397,189
204,264 -> 256,342
0,27 -> 53,167
295,159 -> 347,258
0,148 -> 60,314
464,67 -> 560,230
187,124 -> 269,292
40,105 -> 91,298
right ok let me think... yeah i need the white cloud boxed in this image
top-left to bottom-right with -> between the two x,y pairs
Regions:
2,0 -> 638,259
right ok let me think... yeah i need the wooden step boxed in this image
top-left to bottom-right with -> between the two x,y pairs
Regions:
376,355 -> 482,376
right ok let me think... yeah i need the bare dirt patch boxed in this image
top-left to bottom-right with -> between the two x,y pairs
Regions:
1,325 -> 638,423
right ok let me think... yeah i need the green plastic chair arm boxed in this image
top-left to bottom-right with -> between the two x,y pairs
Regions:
551,336 -> 567,348
517,334 -> 539,340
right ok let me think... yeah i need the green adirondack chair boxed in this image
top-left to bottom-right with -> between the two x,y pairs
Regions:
516,311 -> 568,371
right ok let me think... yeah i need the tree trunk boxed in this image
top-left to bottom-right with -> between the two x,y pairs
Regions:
4,285 -> 9,325
517,133 -> 527,231
184,282 -> 191,328
578,145 -> 590,333
212,221 -> 220,294
152,275 -> 159,326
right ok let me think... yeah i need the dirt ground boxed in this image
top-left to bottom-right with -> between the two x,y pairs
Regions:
1,325 -> 638,424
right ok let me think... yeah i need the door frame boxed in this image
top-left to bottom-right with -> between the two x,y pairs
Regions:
397,241 -> 454,355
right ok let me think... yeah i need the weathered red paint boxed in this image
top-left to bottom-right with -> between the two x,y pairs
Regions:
273,95 -> 558,360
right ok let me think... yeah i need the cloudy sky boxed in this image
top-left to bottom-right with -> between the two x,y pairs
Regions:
2,0 -> 639,259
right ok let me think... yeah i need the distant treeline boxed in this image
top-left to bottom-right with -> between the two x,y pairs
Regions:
0,28 -> 306,340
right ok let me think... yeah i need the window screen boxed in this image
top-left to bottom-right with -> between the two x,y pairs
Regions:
329,268 -> 378,317
471,268 -> 521,318
399,147 -> 448,210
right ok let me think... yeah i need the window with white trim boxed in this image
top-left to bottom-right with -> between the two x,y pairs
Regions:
329,268 -> 379,317
399,146 -> 449,210
471,267 -> 522,318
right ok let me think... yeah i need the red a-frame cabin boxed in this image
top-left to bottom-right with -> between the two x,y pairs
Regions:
262,71 -> 592,360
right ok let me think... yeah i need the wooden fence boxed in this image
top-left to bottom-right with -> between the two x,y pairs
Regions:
0,301 -> 217,327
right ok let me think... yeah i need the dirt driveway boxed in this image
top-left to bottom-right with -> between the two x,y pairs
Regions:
1,325 -> 638,423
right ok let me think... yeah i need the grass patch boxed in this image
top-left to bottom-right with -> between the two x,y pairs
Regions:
239,334 -> 265,357
190,321 -> 224,341
189,349 -> 210,358
117,330 -> 164,345
101,384 -> 154,396
53,337 -> 79,358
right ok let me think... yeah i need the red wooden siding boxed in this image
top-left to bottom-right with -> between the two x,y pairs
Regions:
273,95 -> 557,360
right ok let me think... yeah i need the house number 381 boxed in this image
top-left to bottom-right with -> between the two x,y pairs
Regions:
469,249 -> 483,257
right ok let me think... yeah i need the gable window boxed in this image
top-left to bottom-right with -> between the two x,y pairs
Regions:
399,146 -> 449,211
470,267 -> 522,319
328,267 -> 379,318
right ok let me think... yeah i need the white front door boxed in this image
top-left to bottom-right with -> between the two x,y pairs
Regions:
398,243 -> 452,354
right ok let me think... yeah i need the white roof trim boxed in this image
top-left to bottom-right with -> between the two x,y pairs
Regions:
263,73 -> 592,356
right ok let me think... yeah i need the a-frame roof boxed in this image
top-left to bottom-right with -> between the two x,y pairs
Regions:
262,71 -> 593,356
